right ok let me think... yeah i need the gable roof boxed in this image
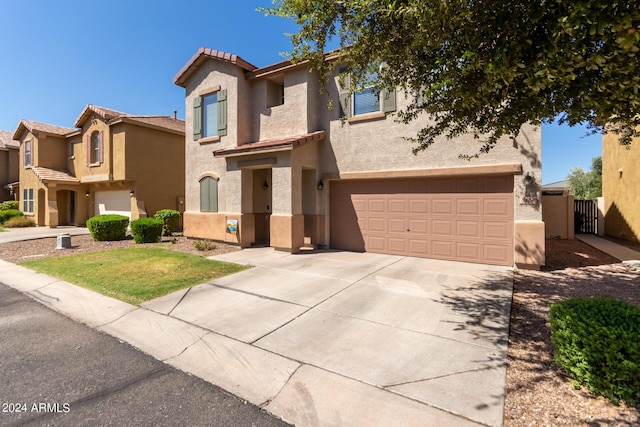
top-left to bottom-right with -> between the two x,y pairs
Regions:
174,47 -> 258,87
74,104 -> 129,127
13,120 -> 78,141
0,130 -> 19,149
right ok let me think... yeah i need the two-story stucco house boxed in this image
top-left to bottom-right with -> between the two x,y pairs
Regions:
174,48 -> 544,268
0,130 -> 20,201
12,105 -> 185,227
603,130 -> 640,243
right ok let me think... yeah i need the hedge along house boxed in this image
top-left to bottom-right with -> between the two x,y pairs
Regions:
175,48 -> 545,268
13,105 -> 185,227
0,130 -> 20,201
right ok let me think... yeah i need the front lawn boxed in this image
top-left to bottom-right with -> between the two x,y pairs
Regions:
20,247 -> 248,305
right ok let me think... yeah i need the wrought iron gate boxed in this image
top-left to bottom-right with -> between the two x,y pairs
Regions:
574,199 -> 598,234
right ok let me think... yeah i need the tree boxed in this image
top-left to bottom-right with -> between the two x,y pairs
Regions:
568,156 -> 602,200
264,1 -> 640,156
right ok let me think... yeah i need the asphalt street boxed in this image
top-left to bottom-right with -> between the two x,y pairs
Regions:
0,283 -> 291,427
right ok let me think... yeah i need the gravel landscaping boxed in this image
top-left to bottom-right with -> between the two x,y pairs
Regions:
1,234 -> 639,425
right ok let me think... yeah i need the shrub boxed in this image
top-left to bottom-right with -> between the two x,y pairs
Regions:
131,218 -> 163,244
154,209 -> 181,236
550,297 -> 640,405
193,239 -> 217,252
86,214 -> 129,241
0,209 -> 24,224
3,216 -> 35,228
0,200 -> 19,211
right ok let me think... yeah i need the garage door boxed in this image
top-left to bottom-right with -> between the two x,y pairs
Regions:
330,175 -> 514,266
95,191 -> 131,219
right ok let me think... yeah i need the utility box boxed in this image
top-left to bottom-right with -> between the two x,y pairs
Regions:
56,233 -> 72,249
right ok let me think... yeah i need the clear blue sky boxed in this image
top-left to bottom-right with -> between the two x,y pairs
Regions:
0,0 -> 601,184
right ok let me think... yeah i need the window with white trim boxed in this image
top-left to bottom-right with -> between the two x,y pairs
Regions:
24,140 -> 32,167
23,188 -> 34,213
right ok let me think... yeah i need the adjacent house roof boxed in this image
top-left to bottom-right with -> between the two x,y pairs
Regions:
74,104 -> 128,127
30,166 -> 79,184
174,47 -> 258,87
74,104 -> 184,134
12,120 -> 78,140
0,130 -> 19,149
214,131 -> 326,157
541,179 -> 570,195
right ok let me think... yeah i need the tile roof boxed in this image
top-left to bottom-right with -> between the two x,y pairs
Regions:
74,104 -> 129,127
0,130 -> 19,149
214,131 -> 326,157
13,120 -> 77,140
30,167 -> 79,184
174,47 -> 258,87
116,116 -> 185,134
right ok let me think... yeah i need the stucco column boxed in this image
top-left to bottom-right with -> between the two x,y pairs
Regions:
239,169 -> 255,247
270,165 -> 304,252
47,189 -> 59,228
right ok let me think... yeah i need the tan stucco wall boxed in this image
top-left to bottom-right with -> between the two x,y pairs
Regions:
515,220 -> 545,269
542,194 -> 575,239
603,132 -> 640,242
0,148 -> 19,201
74,116 -> 112,181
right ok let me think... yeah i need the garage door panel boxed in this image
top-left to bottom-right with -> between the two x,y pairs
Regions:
95,191 -> 131,219
330,175 -> 514,266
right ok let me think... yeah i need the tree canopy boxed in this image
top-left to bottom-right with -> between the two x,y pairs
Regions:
264,1 -> 640,156
568,156 -> 602,200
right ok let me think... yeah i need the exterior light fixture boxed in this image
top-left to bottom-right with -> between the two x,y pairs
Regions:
263,181 -> 269,190
130,190 -> 135,196
524,172 -> 535,185
85,192 -> 90,197
317,180 -> 324,190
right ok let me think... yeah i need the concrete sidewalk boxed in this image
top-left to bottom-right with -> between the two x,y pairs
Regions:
0,248 -> 514,426
0,226 -> 90,244
576,234 -> 640,262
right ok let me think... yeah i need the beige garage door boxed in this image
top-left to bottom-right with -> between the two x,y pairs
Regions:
330,175 -> 514,266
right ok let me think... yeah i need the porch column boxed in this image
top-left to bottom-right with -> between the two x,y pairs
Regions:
271,165 -> 304,252
47,188 -> 59,228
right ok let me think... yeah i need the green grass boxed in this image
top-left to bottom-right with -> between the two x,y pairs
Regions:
0,226 -> 4,232
20,247 -> 249,305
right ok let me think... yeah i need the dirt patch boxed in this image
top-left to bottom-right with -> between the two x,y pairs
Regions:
505,239 -> 640,426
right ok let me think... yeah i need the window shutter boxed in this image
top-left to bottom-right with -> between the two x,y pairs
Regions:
86,134 -> 91,164
199,178 -> 209,212
193,96 -> 202,140
98,131 -> 104,163
217,89 -> 227,137
382,88 -> 396,113
338,68 -> 351,118
209,178 -> 218,212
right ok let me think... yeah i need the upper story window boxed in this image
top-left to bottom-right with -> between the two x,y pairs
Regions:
266,76 -> 284,108
193,87 -> 227,142
24,140 -> 32,167
338,66 -> 396,119
87,131 -> 104,165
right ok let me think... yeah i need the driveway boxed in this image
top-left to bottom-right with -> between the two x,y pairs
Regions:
0,226 -> 90,244
141,247 -> 513,426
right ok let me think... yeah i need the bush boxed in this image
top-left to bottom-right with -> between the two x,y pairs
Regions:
131,218 -> 163,244
0,209 -> 24,224
154,209 -> 181,236
86,214 -> 129,241
0,200 -> 19,211
3,216 -> 35,228
193,239 -> 217,252
550,297 -> 640,405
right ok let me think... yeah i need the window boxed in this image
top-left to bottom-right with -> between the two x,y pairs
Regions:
87,131 -> 103,164
199,176 -> 218,212
266,77 -> 285,108
23,188 -> 34,213
69,141 -> 75,158
193,89 -> 227,141
338,67 -> 396,119
24,140 -> 32,167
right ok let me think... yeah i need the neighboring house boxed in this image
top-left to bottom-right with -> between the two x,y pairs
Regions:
174,48 -> 544,268
0,130 -> 20,201
602,131 -> 640,242
12,105 -> 185,227
541,180 -> 570,196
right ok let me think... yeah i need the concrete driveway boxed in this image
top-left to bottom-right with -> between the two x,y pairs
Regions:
141,247 -> 513,426
0,226 -> 90,244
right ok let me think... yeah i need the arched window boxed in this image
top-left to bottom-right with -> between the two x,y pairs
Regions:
199,176 -> 218,212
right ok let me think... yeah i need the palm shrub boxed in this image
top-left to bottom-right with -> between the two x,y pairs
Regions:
131,218 -> 163,243
0,209 -> 24,224
154,209 -> 180,236
86,214 -> 129,241
0,200 -> 19,210
549,297 -> 640,405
